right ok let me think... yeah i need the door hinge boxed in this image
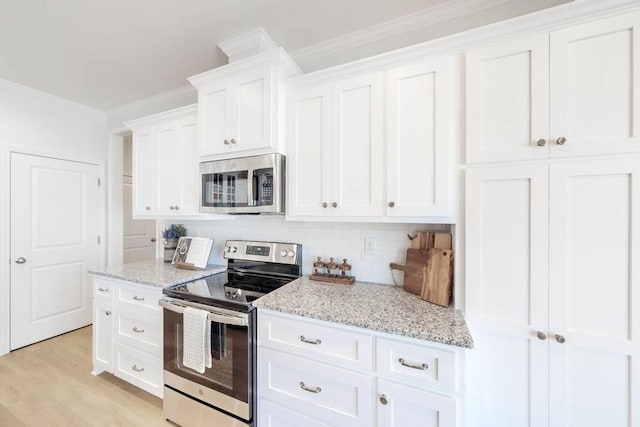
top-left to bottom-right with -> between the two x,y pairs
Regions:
98,178 -> 101,187
98,236 -> 101,244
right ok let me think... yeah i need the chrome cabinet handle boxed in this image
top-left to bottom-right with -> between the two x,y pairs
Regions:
300,335 -> 321,345
132,326 -> 144,333
332,202 -> 337,208
555,334 -> 566,344
145,206 -> 151,211
299,382 -> 321,393
322,202 -> 328,208
105,311 -> 111,316
98,287 -> 109,292
536,331 -> 547,340
537,139 -> 546,147
224,139 -> 230,145
556,136 -> 567,145
379,394 -> 388,405
132,296 -> 145,301
398,358 -> 428,370
230,138 -> 237,144
15,257 -> 26,264
131,365 -> 144,372
388,201 -> 395,207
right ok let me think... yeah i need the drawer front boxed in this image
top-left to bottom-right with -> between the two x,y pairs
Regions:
376,379 -> 457,427
114,307 -> 162,356
376,337 -> 456,393
94,279 -> 115,302
114,342 -> 162,398
117,282 -> 161,313
259,347 -> 373,427
259,399 -> 331,427
258,311 -> 373,372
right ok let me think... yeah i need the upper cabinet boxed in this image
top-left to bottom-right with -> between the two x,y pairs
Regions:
126,105 -> 200,218
288,58 -> 456,221
467,11 -> 640,164
188,48 -> 301,160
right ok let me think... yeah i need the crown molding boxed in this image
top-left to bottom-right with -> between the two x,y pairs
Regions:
0,77 -> 105,116
123,104 -> 197,130
106,85 -> 196,122
219,27 -> 278,62
290,0 -> 510,66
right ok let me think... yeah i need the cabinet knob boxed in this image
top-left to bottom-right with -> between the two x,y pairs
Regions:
332,202 -> 338,208
556,136 -> 567,145
145,206 -> 151,211
536,139 -> 546,147
15,257 -> 27,264
388,201 -> 395,208
151,238 -> 156,243
322,202 -> 328,208
169,206 -> 174,210
230,138 -> 237,144
175,206 -> 180,210
379,394 -> 388,405
105,311 -> 111,316
555,334 -> 566,344
224,139 -> 230,145
536,331 -> 547,340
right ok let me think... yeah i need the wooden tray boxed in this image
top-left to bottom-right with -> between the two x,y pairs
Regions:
309,273 -> 356,285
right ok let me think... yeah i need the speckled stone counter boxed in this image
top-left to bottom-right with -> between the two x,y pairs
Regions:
88,259 -> 227,288
254,276 -> 473,349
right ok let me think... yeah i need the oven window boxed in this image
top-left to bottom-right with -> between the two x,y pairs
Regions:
163,309 -> 251,402
202,171 -> 249,207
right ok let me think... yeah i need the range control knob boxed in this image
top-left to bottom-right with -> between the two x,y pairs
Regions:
287,251 -> 296,258
280,250 -> 288,257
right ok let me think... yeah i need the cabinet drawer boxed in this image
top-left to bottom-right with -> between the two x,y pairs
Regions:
258,311 -> 373,372
376,337 -> 456,393
259,399 -> 331,427
259,347 -> 372,427
117,283 -> 161,313
114,342 -> 162,398
94,279 -> 115,302
114,307 -> 162,356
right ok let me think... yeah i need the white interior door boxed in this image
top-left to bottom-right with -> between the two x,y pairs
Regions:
548,158 -> 640,427
10,153 -> 99,350
123,176 -> 155,263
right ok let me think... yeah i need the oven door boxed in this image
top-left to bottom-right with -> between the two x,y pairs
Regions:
160,297 -> 255,421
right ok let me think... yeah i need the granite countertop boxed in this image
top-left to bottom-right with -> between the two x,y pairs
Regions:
88,259 -> 227,288
254,276 -> 473,349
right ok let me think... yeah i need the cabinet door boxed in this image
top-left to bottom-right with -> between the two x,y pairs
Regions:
259,399 -> 331,427
466,34 -> 550,163
233,65 -> 273,153
550,12 -> 640,158
548,158 -> 640,427
376,379 -> 456,427
154,122 -> 180,215
287,86 -> 332,217
387,58 -> 451,217
92,300 -> 113,374
465,165 -> 549,427
199,82 -> 232,157
331,72 -> 384,217
131,128 -> 155,216
175,115 -> 200,215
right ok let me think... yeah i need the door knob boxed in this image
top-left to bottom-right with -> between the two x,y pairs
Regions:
15,257 -> 26,264
556,136 -> 567,145
536,139 -> 546,147
555,334 -> 566,344
536,331 -> 547,340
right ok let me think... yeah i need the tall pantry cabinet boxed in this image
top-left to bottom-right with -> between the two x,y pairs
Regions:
464,11 -> 640,427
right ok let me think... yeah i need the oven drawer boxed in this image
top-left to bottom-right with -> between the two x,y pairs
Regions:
376,336 -> 457,393
114,307 -> 162,356
114,342 -> 162,398
117,282 -> 162,313
94,279 -> 115,302
258,311 -> 373,372
259,347 -> 373,427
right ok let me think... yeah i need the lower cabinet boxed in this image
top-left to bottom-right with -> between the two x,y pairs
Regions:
257,309 -> 463,426
91,277 -> 163,398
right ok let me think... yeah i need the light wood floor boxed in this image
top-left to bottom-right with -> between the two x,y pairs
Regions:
0,326 -> 169,426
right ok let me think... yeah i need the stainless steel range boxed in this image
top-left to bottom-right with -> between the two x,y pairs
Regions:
159,240 -> 302,427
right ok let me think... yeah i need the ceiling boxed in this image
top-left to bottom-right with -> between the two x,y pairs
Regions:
0,0 -> 567,110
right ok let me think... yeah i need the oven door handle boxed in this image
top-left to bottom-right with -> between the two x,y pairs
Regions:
159,298 -> 248,326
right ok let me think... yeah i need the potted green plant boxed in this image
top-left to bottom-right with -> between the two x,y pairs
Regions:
161,224 -> 187,262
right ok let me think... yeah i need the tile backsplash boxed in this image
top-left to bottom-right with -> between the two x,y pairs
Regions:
164,217 -> 450,285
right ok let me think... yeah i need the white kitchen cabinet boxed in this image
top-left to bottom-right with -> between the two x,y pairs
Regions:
288,72 -> 384,218
386,57 -> 452,217
188,48 -> 300,160
465,157 -> 640,426
466,11 -> 640,163
91,276 -> 163,398
257,309 -> 463,427
127,105 -> 201,218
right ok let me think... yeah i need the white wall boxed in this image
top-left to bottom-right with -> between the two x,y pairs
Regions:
161,217 -> 449,285
0,78 -> 108,356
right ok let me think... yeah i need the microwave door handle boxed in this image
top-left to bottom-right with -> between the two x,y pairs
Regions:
247,169 -> 255,207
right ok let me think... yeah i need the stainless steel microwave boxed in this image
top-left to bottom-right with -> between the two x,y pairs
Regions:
200,153 -> 285,214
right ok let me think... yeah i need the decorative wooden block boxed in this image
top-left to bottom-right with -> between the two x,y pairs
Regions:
309,273 -> 356,285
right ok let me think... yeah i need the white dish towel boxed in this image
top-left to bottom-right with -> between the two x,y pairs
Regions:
182,307 -> 212,374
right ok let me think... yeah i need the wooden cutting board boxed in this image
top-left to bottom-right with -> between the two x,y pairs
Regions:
390,249 -> 428,295
421,248 -> 453,306
411,232 -> 452,251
